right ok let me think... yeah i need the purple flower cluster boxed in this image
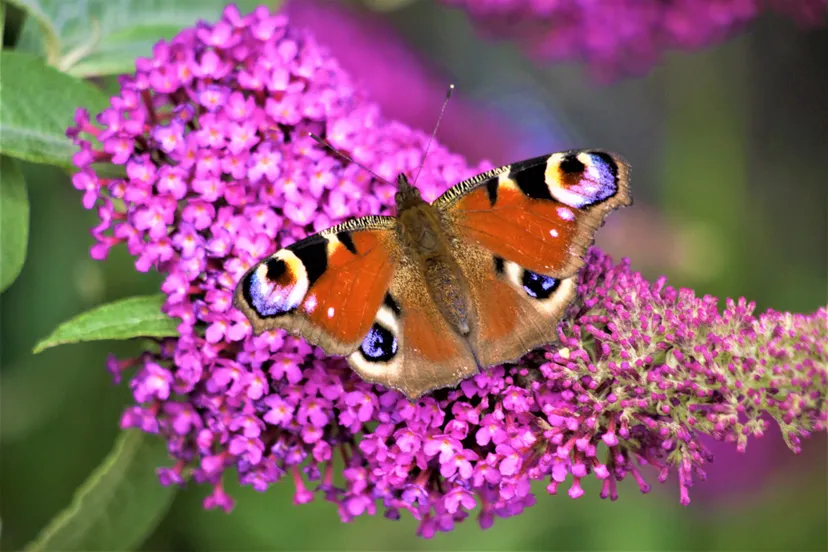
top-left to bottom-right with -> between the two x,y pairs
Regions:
67,5 -> 827,536
442,0 -> 828,79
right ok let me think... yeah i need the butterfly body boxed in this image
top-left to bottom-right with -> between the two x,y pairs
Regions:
234,150 -> 631,399
395,176 -> 475,338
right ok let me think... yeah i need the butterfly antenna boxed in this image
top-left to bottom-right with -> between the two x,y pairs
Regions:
308,132 -> 393,186
412,83 -> 454,186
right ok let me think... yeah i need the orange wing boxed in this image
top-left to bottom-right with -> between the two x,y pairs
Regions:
233,216 -> 398,355
345,258 -> 479,399
436,150 -> 631,278
450,241 -> 581,368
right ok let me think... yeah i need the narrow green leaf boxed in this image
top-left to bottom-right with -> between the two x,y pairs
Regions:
33,294 -> 179,354
25,430 -> 177,552
0,50 -> 109,168
14,0 -> 275,77
0,156 -> 30,292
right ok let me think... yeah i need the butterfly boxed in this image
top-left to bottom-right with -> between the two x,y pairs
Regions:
233,145 -> 632,399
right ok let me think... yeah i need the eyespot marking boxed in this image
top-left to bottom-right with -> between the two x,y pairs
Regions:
493,256 -> 505,275
266,258 -> 287,281
521,270 -> 560,299
559,155 -> 585,176
359,323 -> 398,362
546,152 -> 620,208
243,250 -> 309,317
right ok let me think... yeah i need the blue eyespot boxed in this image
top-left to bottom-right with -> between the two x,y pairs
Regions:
522,270 -> 559,300
555,153 -> 617,208
360,323 -> 398,362
246,261 -> 298,316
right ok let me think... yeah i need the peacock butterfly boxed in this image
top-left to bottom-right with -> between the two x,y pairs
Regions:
234,91 -> 631,399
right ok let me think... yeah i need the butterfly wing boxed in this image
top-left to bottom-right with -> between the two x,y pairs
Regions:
436,150 -> 631,367
234,216 -> 399,355
435,150 -> 631,278
345,257 -> 479,399
451,243 -> 580,367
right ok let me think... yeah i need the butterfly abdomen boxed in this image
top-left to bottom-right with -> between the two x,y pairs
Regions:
423,257 -> 472,336
397,202 -> 474,337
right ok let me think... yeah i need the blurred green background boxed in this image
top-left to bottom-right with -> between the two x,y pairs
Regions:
1,1 -> 826,550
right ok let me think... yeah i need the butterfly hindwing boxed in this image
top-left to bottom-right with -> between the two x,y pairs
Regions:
451,241 -> 579,368
234,216 -> 398,355
346,256 -> 479,399
436,150 -> 631,278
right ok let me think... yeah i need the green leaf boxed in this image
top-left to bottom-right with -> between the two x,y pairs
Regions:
0,50 -> 109,168
25,430 -> 177,552
0,156 -> 30,292
33,294 -> 179,354
13,0 -> 276,77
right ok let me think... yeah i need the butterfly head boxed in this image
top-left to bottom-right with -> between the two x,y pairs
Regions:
394,173 -> 425,212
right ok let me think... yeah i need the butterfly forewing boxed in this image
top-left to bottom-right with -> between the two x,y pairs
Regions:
233,216 -> 398,355
437,150 -> 631,278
